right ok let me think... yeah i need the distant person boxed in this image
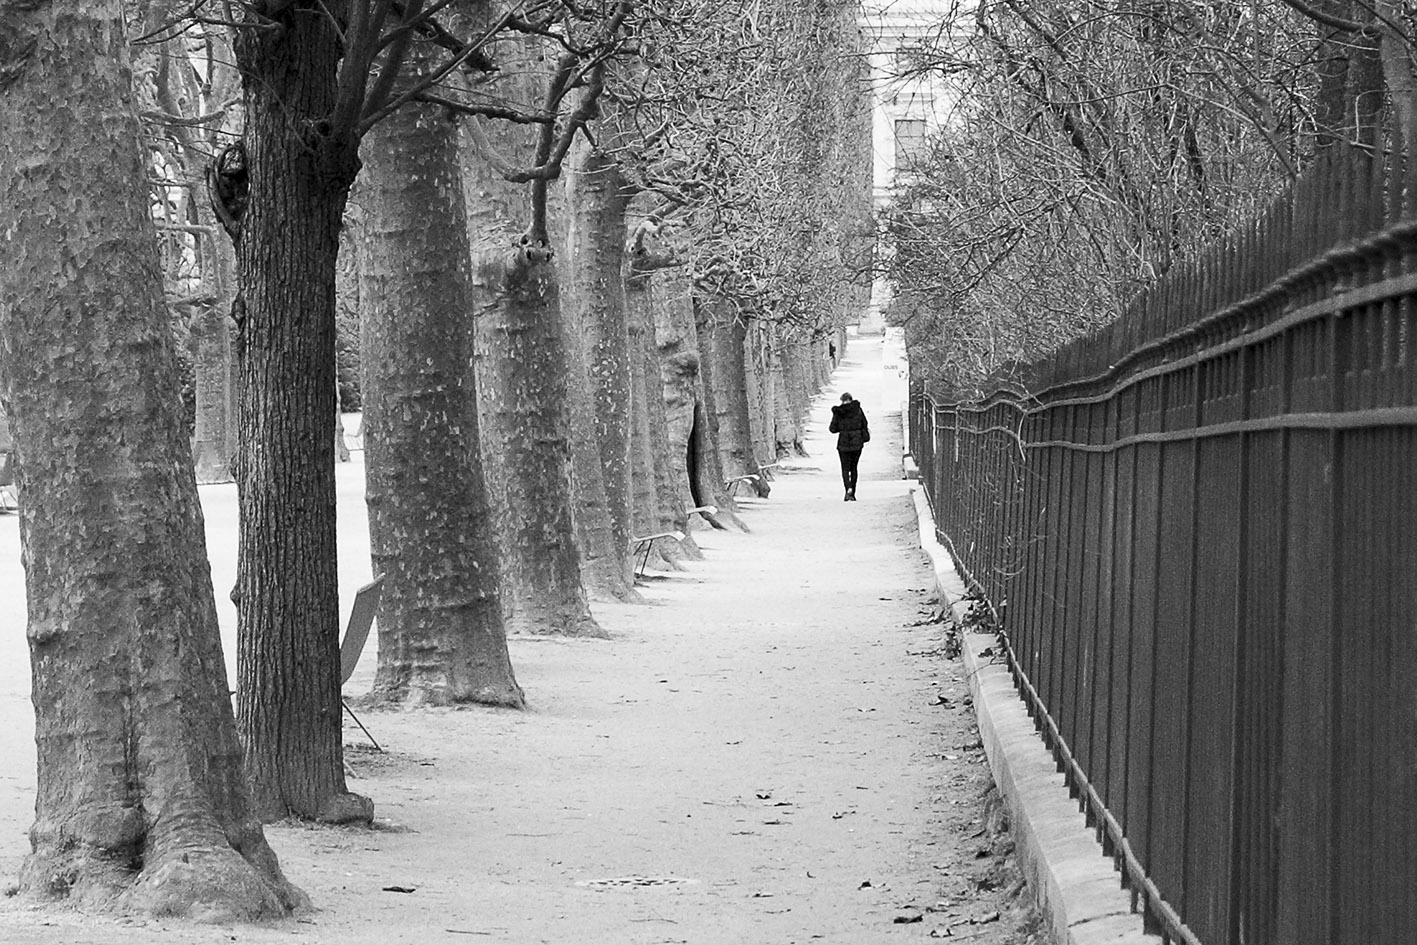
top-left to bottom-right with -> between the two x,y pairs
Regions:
828,340 -> 837,366
829,392 -> 869,501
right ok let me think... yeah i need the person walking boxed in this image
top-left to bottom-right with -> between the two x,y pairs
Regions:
829,392 -> 869,501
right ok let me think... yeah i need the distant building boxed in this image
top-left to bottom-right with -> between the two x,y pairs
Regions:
858,0 -> 962,331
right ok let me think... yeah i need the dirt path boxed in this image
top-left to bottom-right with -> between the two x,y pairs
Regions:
0,336 -> 1041,944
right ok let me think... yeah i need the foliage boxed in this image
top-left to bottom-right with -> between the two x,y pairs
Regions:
615,0 -> 872,340
885,0 -> 1347,395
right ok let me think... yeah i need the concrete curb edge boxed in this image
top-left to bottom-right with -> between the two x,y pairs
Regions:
908,483 -> 1159,945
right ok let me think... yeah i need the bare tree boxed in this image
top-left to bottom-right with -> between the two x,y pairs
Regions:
887,0 -> 1357,392
356,33 -> 525,707
0,0 -> 302,917
459,5 -> 630,637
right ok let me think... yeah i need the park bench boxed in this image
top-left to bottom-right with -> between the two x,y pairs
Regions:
631,530 -> 684,577
339,574 -> 385,751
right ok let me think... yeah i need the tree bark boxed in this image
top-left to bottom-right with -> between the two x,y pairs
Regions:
189,233 -> 239,484
0,1 -> 303,916
628,266 -> 699,562
1377,1 -> 1417,144
357,42 -> 525,707
562,274 -> 638,600
461,99 -> 602,638
744,319 -> 776,467
561,150 -> 637,602
567,141 -> 636,582
627,293 -> 664,556
774,329 -> 810,457
232,6 -> 372,823
131,10 -> 242,485
696,295 -> 770,497
655,275 -> 747,531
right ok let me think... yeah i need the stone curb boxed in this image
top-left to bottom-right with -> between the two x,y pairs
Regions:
908,483 -> 1158,945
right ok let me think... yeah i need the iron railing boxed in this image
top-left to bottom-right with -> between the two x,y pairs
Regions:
911,128 -> 1417,945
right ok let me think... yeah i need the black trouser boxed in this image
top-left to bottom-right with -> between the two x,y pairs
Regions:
838,449 -> 861,493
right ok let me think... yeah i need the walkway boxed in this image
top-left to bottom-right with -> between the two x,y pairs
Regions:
0,337 -> 1041,944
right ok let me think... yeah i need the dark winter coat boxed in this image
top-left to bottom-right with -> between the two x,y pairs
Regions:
829,400 -> 869,452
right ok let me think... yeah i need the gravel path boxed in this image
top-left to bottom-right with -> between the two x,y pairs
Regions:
0,337 -> 1042,944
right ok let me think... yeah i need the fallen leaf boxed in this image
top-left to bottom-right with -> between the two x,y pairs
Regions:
893,913 -> 924,924
382,885 -> 416,894
858,880 -> 873,889
975,911 -> 1000,924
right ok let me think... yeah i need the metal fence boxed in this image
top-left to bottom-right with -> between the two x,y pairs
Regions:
911,128 -> 1417,945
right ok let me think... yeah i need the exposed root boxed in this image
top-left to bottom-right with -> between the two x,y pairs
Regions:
21,837 -> 307,923
123,846 -> 304,921
315,790 -> 374,826
508,608 -> 611,640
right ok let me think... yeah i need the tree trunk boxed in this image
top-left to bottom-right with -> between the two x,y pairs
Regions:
628,269 -> 699,562
334,393 -> 351,463
696,295 -> 770,497
137,14 -> 242,484
744,319 -> 776,467
189,227 -> 239,483
567,141 -> 636,582
356,44 -> 525,707
773,330 -> 809,457
0,1 -> 303,917
656,275 -> 747,531
232,8 -> 371,823
561,158 -> 637,602
1378,0 -> 1417,144
627,295 -> 664,557
562,281 -> 639,600
461,110 -> 602,638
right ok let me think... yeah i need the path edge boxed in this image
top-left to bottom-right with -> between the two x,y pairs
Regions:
908,482 -> 1160,945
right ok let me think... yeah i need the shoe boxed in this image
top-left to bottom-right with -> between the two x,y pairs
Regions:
847,490 -> 857,501
844,491 -> 851,501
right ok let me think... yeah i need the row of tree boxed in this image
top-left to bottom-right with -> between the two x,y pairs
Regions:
885,0 -> 1417,394
0,0 -> 871,919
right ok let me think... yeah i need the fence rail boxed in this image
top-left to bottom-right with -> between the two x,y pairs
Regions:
911,127 -> 1417,945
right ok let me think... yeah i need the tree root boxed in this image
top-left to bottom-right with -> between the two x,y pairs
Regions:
315,790 -> 375,826
21,839 -> 308,923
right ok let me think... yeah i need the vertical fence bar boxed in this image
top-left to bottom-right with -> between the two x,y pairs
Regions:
916,122 -> 1417,945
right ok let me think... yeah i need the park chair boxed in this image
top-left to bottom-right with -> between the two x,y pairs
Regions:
631,530 -> 685,578
0,451 -> 16,513
724,473 -> 760,496
340,574 -> 384,751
